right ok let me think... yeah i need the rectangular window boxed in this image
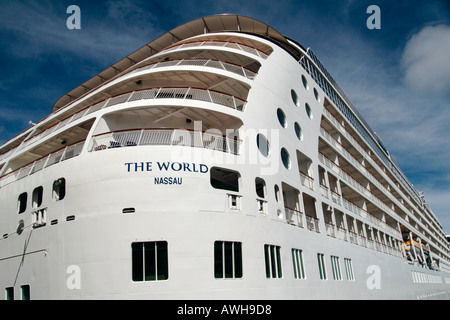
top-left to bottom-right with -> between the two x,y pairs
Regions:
291,248 -> 306,279
132,241 -> 168,282
214,241 -> 243,279
53,178 -> 66,201
344,258 -> 355,281
264,245 -> 282,278
210,167 -> 240,192
32,186 -> 43,208
18,192 -> 27,214
331,256 -> 342,281
21,285 -> 30,300
317,253 -> 327,280
5,287 -> 14,300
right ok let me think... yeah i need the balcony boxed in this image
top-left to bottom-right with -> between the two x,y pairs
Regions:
160,39 -> 271,60
90,128 -> 242,155
285,206 -> 304,228
129,58 -> 258,81
0,140 -> 85,188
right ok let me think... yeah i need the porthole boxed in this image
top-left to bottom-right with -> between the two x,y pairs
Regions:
294,122 -> 303,141
257,133 -> 270,157
277,108 -> 287,128
291,89 -> 299,107
281,148 -> 291,169
301,75 -> 309,90
314,88 -> 320,102
305,103 -> 313,119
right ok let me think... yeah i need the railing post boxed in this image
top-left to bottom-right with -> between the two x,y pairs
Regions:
137,129 -> 144,146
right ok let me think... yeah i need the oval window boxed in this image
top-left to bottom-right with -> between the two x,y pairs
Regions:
277,108 -> 287,128
257,133 -> 270,157
313,88 -> 320,102
294,122 -> 303,141
291,89 -> 299,107
281,148 -> 291,169
302,75 -> 309,90
305,103 -> 313,119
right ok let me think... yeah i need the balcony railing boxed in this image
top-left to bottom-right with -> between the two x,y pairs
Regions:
160,40 -> 270,59
130,58 -> 258,80
299,171 -> 314,191
285,206 -> 303,228
0,140 -> 85,188
107,87 -> 247,111
306,215 -> 320,233
90,128 -> 241,155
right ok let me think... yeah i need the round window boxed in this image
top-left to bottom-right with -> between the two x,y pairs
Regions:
281,148 -> 291,169
277,108 -> 287,128
257,133 -> 270,157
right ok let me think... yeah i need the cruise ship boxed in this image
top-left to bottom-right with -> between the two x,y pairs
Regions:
1,14 -> 450,300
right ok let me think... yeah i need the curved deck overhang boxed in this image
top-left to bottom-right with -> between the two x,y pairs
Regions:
52,14 -> 304,112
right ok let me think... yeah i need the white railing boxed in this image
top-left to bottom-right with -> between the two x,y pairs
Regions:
160,40 -> 270,59
325,222 -> 335,237
285,206 -> 304,228
90,128 -> 241,155
299,171 -> 314,191
130,58 -> 258,80
0,141 -> 85,188
319,151 -> 402,237
306,215 -> 320,233
0,86 -> 247,163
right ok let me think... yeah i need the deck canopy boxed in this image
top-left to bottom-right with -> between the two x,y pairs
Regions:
53,14 -> 301,112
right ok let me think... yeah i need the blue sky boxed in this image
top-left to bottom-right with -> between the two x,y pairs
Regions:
1,0 -> 450,234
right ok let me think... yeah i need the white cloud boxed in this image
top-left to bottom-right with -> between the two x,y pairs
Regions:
401,24 -> 450,93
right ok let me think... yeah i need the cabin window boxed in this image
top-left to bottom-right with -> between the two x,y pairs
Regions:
264,244 -> 282,278
317,253 -> 327,280
32,186 -> 43,208
277,108 -> 287,128
257,133 -> 270,157
305,103 -> 313,119
291,89 -> 299,107
281,148 -> 291,169
21,285 -> 30,300
255,177 -> 266,198
132,241 -> 168,282
53,178 -> 66,201
314,88 -> 320,102
210,167 -> 240,192
292,249 -> 306,279
344,258 -> 355,281
5,287 -> 14,300
294,122 -> 303,141
214,241 -> 243,279
302,74 -> 309,90
274,184 -> 281,203
331,256 -> 342,281
18,192 -> 27,214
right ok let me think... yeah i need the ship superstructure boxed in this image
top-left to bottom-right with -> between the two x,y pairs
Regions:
1,15 -> 449,300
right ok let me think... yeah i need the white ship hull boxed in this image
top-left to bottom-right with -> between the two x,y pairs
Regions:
1,15 -> 449,300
